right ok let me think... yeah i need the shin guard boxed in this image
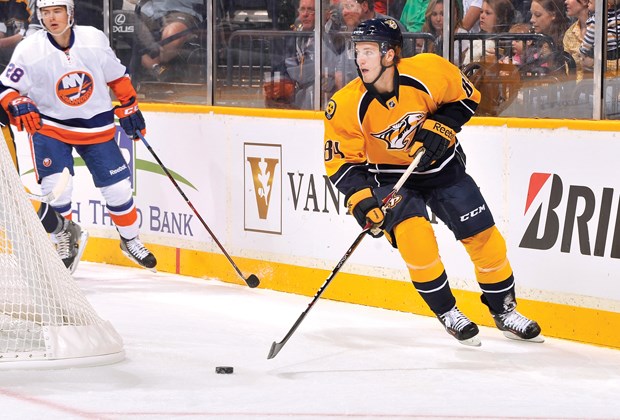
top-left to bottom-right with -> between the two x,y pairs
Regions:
396,217 -> 455,314
395,216 -> 445,282
461,226 -> 513,284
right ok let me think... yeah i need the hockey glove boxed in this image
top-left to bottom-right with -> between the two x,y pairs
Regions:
413,119 -> 456,171
346,187 -> 384,238
8,96 -> 42,135
114,96 -> 146,140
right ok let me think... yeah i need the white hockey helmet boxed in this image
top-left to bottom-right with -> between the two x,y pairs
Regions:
36,0 -> 75,29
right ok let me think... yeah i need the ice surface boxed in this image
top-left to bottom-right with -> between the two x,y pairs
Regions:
1,262 -> 619,419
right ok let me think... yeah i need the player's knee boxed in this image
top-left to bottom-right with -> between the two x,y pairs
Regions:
395,216 -> 445,282
462,226 -> 512,282
100,178 -> 132,207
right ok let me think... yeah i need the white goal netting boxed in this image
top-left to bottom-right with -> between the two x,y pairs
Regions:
0,131 -> 124,369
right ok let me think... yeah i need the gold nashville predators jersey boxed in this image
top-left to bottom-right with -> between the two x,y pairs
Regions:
324,53 -> 480,195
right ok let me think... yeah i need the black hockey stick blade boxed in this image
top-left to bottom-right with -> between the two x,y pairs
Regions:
267,341 -> 283,360
267,229 -> 368,359
135,131 -> 260,289
245,274 -> 260,288
267,148 -> 426,359
267,310 -> 308,359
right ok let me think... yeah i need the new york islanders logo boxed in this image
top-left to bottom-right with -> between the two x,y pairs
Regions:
56,71 -> 94,106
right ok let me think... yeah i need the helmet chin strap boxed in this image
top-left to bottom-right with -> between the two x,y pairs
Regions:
47,23 -> 71,37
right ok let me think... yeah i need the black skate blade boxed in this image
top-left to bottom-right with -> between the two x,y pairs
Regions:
502,331 -> 545,343
121,250 -> 158,273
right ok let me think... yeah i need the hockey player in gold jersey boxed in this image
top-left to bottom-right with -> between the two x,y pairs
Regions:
323,17 -> 542,345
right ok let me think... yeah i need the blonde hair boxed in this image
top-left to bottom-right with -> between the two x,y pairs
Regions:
422,0 -> 463,36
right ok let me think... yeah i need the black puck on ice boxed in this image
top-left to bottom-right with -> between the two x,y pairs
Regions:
215,366 -> 234,374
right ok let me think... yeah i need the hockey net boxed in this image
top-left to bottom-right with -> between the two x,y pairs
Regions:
0,132 -> 124,369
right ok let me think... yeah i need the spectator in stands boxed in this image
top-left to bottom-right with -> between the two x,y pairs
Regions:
375,0 -> 388,13
462,0 -> 483,32
324,0 -> 349,60
0,0 -> 31,67
422,0 -> 449,39
334,0 -> 408,89
134,0 -> 205,81
400,0 -> 430,31
528,0 -> 571,74
461,0 -> 515,65
563,0 -> 589,80
340,0 -> 365,30
530,0 -> 570,49
263,0 -> 322,109
500,22 -> 533,65
422,0 -> 467,63
579,0 -> 620,74
325,0 -> 345,32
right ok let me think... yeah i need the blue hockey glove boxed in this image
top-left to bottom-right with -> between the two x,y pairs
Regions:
114,96 -> 146,140
8,96 -> 42,135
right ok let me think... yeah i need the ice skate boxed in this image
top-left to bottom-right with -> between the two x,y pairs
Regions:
54,219 -> 88,274
120,236 -> 157,272
491,308 -> 544,343
437,306 -> 481,347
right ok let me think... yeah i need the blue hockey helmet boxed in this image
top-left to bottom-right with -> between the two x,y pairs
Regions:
351,18 -> 403,55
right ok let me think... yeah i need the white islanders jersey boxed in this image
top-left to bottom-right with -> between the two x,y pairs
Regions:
0,25 -> 128,144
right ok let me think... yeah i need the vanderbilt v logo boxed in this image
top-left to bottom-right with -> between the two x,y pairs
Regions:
244,143 -> 282,234
246,157 -> 279,219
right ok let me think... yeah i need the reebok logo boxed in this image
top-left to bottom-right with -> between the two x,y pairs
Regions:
519,173 -> 620,258
430,122 -> 455,141
109,164 -> 127,176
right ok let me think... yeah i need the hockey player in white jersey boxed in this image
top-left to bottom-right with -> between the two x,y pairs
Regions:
0,0 -> 157,270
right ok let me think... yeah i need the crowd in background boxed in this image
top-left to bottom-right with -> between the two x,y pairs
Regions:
0,0 -> 618,117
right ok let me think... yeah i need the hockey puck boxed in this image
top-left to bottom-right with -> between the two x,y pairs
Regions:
215,366 -> 234,374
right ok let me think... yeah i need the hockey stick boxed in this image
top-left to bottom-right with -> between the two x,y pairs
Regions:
267,147 -> 426,359
26,167 -> 70,203
135,131 -> 260,288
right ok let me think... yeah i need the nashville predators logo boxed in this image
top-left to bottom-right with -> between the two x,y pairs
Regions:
372,112 -> 425,150
383,194 -> 402,210
385,19 -> 398,30
56,71 -> 94,106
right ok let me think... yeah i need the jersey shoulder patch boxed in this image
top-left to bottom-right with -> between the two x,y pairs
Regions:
325,99 -> 336,120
